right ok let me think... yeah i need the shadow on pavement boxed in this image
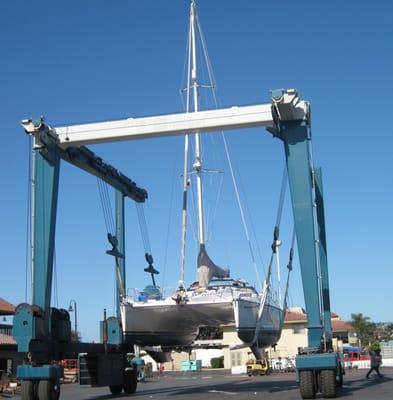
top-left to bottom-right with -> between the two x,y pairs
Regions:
83,375 -> 299,399
340,375 -> 392,397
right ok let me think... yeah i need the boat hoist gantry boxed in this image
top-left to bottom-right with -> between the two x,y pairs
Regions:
15,88 -> 343,399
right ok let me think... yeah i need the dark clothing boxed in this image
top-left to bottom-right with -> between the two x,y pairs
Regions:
366,351 -> 383,378
366,366 -> 382,378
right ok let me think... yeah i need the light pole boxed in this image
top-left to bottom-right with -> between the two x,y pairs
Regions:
68,299 -> 78,341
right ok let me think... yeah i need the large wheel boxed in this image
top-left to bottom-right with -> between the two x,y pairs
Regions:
38,380 -> 59,400
299,370 -> 316,399
320,369 -> 337,398
336,366 -> 343,387
21,380 -> 36,400
123,369 -> 138,394
109,385 -> 123,395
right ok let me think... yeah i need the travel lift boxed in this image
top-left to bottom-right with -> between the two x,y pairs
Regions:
14,88 -> 343,399
13,122 -> 147,399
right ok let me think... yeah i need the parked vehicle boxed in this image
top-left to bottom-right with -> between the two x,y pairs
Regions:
246,358 -> 271,376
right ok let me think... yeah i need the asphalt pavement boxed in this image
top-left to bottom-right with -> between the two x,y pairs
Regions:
53,367 -> 393,400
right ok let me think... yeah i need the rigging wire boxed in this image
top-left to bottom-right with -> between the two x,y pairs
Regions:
221,135 -> 262,288
161,159 -> 178,290
206,172 -> 224,244
195,8 -> 263,288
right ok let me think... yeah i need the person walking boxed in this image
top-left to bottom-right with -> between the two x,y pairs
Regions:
366,349 -> 383,379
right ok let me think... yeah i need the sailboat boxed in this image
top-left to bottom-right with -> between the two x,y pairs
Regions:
120,0 -> 286,360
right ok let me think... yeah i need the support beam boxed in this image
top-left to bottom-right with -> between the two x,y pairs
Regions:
32,146 -> 60,334
21,104 -> 274,148
56,104 -> 273,146
115,190 -> 126,318
281,121 -> 323,349
314,167 -> 333,349
23,120 -> 147,202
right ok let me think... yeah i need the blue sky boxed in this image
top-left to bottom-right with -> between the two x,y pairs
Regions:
1,1 -> 392,341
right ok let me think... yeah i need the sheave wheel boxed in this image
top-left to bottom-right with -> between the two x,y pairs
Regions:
21,380 -> 36,400
109,384 -> 123,395
38,380 -> 59,400
299,370 -> 316,399
123,369 -> 138,394
320,369 -> 337,398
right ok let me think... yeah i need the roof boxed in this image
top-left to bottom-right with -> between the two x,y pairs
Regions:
332,320 -> 354,332
284,308 -> 354,333
0,333 -> 16,345
0,298 -> 15,315
285,309 -> 307,322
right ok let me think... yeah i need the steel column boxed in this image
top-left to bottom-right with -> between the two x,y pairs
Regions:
115,190 -> 125,318
280,121 -> 322,349
314,167 -> 333,349
32,146 -> 60,332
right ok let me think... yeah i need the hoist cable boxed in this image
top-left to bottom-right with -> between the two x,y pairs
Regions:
135,204 -> 151,255
275,166 -> 288,229
102,181 -> 114,234
282,227 -> 296,312
102,180 -> 115,234
97,179 -> 109,233
97,179 -> 115,235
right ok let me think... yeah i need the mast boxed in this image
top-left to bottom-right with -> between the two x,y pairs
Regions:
180,1 -> 229,287
179,3 -> 193,284
180,0 -> 205,283
190,0 -> 206,247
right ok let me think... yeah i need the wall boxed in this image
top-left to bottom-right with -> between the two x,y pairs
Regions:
270,323 -> 308,359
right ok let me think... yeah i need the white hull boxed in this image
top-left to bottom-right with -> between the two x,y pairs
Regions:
121,296 -> 234,347
234,298 -> 283,348
121,281 -> 284,351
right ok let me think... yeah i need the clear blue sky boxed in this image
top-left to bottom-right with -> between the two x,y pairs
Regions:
1,1 -> 392,341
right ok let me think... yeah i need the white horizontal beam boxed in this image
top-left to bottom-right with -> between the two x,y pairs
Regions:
55,103 -> 273,148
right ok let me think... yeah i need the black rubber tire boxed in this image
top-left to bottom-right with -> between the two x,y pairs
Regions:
123,369 -> 138,394
21,380 -> 35,400
299,370 -> 316,399
109,385 -> 123,395
336,367 -> 343,387
320,369 -> 337,398
38,380 -> 59,400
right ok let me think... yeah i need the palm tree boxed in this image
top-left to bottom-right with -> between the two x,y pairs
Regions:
350,313 -> 376,346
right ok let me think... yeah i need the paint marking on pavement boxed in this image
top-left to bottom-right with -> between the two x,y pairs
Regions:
208,390 -> 237,395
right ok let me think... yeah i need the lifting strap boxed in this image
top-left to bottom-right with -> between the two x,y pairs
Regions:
136,203 -> 159,287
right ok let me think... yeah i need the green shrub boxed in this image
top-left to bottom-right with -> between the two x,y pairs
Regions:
210,356 -> 224,368
369,341 -> 381,352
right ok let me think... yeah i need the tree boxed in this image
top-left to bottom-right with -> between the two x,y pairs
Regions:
350,313 -> 376,346
375,322 -> 393,342
71,329 -> 81,343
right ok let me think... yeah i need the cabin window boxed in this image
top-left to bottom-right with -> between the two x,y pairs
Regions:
293,326 -> 305,334
231,351 -> 242,367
